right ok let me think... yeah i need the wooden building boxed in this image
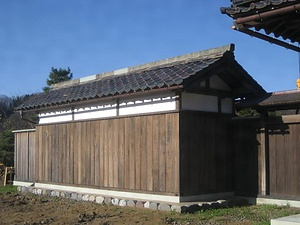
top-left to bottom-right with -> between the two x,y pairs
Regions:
14,44 -> 266,203
221,0 -> 300,207
233,90 -> 300,206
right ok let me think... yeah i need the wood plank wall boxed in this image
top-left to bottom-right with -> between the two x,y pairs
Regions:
233,119 -> 260,197
35,112 -> 180,195
268,121 -> 300,197
234,116 -> 300,198
179,111 -> 234,196
14,131 -> 36,182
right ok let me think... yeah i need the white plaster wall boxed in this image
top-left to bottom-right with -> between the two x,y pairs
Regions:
38,92 -> 176,124
119,92 -> 176,116
181,93 -> 218,112
221,98 -> 233,114
39,108 -> 73,124
74,101 -> 117,120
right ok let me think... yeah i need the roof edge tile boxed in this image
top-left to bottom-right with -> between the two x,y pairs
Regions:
52,44 -> 235,90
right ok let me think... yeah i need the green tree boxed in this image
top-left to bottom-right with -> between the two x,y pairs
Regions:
43,67 -> 73,91
0,94 -> 35,166
0,129 -> 14,166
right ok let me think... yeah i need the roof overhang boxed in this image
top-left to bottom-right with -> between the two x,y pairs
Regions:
221,1 -> 300,52
236,89 -> 300,112
17,44 -> 266,112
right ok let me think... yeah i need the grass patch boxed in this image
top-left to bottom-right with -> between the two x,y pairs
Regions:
0,185 -> 18,194
168,204 -> 300,225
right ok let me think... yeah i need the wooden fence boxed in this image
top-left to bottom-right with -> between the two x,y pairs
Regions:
15,112 -> 300,199
14,129 -> 36,182
234,115 -> 300,198
34,112 -> 180,195
179,111 -> 234,196
14,111 -> 234,197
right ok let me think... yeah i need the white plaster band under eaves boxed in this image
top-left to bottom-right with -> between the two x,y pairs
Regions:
22,182 -> 234,203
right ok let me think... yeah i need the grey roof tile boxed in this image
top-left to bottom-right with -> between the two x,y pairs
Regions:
17,44 -> 265,111
221,0 -> 298,16
236,90 -> 300,109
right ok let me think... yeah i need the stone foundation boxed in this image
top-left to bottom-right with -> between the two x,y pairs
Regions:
18,186 -> 247,213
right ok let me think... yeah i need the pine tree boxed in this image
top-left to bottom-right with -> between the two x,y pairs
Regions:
43,67 -> 73,91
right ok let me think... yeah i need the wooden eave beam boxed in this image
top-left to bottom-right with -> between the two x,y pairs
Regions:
235,3 -> 300,25
234,28 -> 300,53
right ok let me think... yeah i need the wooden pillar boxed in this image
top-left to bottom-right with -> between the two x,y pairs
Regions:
259,119 -> 269,196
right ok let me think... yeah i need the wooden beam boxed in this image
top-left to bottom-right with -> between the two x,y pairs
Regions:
259,122 -> 268,196
234,28 -> 300,53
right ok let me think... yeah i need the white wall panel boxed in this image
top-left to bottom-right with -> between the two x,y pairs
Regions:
39,109 -> 73,124
181,93 -> 218,112
119,93 -> 176,116
221,98 -> 233,114
74,102 -> 117,120
38,92 -> 176,124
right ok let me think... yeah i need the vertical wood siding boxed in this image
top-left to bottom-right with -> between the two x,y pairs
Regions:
35,113 -> 180,195
179,111 -> 234,196
268,122 -> 300,197
233,119 -> 260,197
234,116 -> 300,198
14,131 -> 36,182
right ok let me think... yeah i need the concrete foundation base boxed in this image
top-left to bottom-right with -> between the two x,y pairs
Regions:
271,214 -> 300,225
14,183 -> 244,213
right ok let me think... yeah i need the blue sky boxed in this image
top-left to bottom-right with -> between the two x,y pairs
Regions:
0,0 -> 298,97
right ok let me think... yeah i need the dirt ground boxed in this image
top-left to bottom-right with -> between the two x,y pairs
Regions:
0,192 -> 258,225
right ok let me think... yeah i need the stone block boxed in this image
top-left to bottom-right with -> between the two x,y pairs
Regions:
217,200 -> 228,208
127,200 -> 136,207
111,198 -> 119,205
21,186 -> 28,193
17,186 -> 22,192
37,189 -> 42,195
50,191 -> 56,197
185,204 -> 200,213
42,189 -> 48,195
119,200 -> 127,207
136,201 -> 145,208
104,197 -> 112,205
158,204 -> 171,211
149,202 -> 158,210
89,195 -> 95,202
55,191 -> 60,197
60,192 -> 66,198
199,203 -> 210,210
77,194 -> 83,201
209,202 -> 221,209
46,190 -> 52,196
144,201 -> 150,208
82,194 -> 89,201
65,192 -> 71,199
171,205 -> 186,213
71,193 -> 78,200
95,196 -> 104,204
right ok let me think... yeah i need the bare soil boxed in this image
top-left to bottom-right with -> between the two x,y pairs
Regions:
0,191 -> 296,225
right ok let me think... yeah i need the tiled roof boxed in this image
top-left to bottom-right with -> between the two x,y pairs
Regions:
221,0 -> 300,48
17,44 -> 265,111
221,0 -> 298,17
236,90 -> 300,109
